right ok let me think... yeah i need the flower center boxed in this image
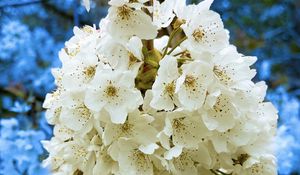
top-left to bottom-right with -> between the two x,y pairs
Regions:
192,28 -> 205,42
184,75 -> 197,90
83,66 -> 96,78
133,149 -> 148,167
105,85 -> 118,97
77,105 -> 91,118
82,25 -> 93,34
65,45 -> 80,57
172,117 -> 185,131
73,146 -> 88,161
233,154 -> 250,166
117,5 -> 133,20
164,82 -> 175,96
121,122 -> 133,134
213,65 -> 232,85
128,52 -> 139,67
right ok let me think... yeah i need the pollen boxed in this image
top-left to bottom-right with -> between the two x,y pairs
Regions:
67,46 -> 80,57
82,25 -> 93,34
128,52 -> 138,67
75,105 -> 91,125
172,117 -> 185,132
117,5 -> 133,20
121,121 -> 133,134
72,145 -> 88,161
132,149 -> 149,172
192,28 -> 205,42
105,85 -> 118,97
184,75 -> 197,89
83,66 -> 96,78
164,82 -> 175,96
213,65 -> 232,85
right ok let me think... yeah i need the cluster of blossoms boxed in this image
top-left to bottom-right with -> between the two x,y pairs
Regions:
43,0 -> 278,174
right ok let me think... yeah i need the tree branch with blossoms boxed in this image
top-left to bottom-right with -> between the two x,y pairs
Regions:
42,0 -> 278,174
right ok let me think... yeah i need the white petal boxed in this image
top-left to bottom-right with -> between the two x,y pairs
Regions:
106,105 -> 128,124
84,90 -> 106,112
164,146 -> 183,160
139,143 -> 159,154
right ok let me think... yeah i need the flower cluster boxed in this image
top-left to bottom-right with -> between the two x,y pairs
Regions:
43,0 -> 278,174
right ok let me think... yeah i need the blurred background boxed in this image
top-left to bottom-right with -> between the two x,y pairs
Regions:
0,0 -> 299,174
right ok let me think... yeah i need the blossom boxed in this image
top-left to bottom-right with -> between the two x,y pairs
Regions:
181,10 -> 229,52
102,110 -> 158,151
210,45 -> 257,88
163,110 -> 210,149
98,34 -> 143,73
202,91 -> 239,132
152,0 -> 176,28
43,0 -> 278,174
59,49 -> 102,91
107,2 -> 157,40
150,55 -> 180,111
175,60 -> 213,111
84,68 -> 143,124
114,139 -> 154,175
59,92 -> 95,134
169,145 -> 212,175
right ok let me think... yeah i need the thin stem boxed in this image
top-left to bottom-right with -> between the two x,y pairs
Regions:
167,36 -> 187,55
173,50 -> 187,57
162,27 -> 182,57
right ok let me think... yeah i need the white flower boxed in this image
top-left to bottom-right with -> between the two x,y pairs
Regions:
85,69 -> 143,124
60,50 -> 103,91
181,10 -> 229,52
43,0 -> 278,174
247,102 -> 278,134
152,0 -> 176,28
150,55 -> 180,111
107,4 -> 157,40
231,81 -> 267,112
102,110 -> 158,152
233,156 -> 277,175
211,45 -> 257,88
208,120 -> 258,153
64,26 -> 100,58
169,145 -> 212,175
115,139 -> 154,175
43,89 -> 63,125
62,137 -> 98,174
202,91 -> 239,132
175,0 -> 213,22
109,0 -> 149,6
42,138 -> 66,171
175,60 -> 213,111
59,92 -> 94,134
53,124 -> 74,141
163,110 -> 210,149
93,146 -> 118,175
98,34 -> 143,74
